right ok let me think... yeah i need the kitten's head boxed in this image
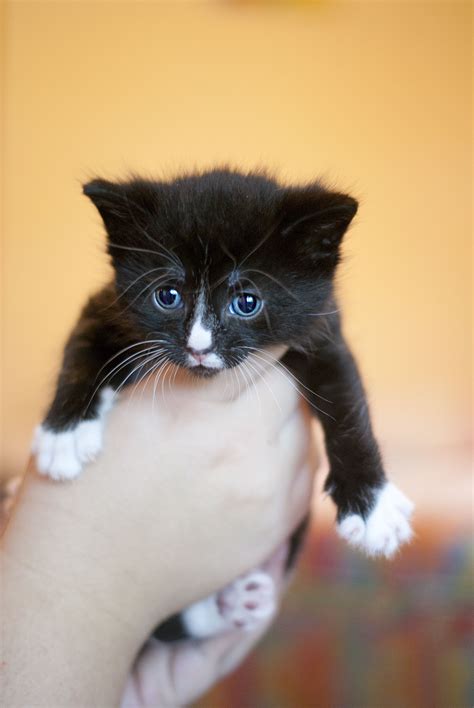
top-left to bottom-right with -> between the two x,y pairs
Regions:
84,168 -> 357,376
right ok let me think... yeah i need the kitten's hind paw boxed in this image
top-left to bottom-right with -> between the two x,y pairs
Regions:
32,419 -> 104,481
217,571 -> 277,631
337,482 -> 415,558
180,570 -> 277,640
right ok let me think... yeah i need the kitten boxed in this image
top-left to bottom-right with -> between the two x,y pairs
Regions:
32,168 -> 414,640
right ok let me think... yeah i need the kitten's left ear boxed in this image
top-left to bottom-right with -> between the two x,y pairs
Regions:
280,185 -> 358,258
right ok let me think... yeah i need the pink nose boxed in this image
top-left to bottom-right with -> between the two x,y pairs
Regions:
186,346 -> 211,364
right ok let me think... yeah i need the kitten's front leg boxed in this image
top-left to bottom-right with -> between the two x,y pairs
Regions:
284,338 -> 414,558
32,388 -> 114,481
32,301 -> 124,480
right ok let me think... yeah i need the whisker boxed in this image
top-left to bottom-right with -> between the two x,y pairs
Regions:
113,350 -> 167,399
239,221 -> 278,268
209,271 -> 231,292
93,339 -> 168,384
241,346 -> 333,404
227,359 -> 236,399
92,185 -> 184,272
170,362 -> 180,401
219,240 -> 238,270
130,353 -> 169,403
139,230 -> 183,273
104,267 -> 179,309
166,360 -> 177,399
160,360 -> 174,407
137,354 -> 166,403
308,309 -> 340,317
84,345 -> 166,415
118,191 -> 184,272
241,268 -> 299,302
152,358 -> 171,414
245,354 -> 282,416
108,242 -> 178,260
232,354 -> 252,399
231,356 -> 242,401
222,359 -> 231,398
241,347 -> 335,420
209,241 -> 238,292
152,357 -> 172,412
113,273 -> 173,315
239,357 -> 263,419
95,345 -> 166,390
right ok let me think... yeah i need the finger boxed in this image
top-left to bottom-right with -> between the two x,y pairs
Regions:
261,541 -> 289,581
123,619 -> 274,708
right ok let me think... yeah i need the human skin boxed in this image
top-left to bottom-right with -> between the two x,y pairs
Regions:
120,542 -> 291,707
1,363 -> 316,707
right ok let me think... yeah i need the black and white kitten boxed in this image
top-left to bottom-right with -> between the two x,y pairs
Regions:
32,168 -> 414,640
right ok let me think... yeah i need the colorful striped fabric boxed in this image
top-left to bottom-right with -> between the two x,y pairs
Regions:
197,522 -> 473,708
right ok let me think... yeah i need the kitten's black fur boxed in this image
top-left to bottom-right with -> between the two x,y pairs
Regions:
39,167 -> 391,639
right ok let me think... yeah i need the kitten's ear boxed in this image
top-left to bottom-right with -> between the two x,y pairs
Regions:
83,179 -> 129,233
280,186 -> 358,258
83,178 -> 155,235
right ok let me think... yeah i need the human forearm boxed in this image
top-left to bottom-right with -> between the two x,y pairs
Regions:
2,494 -> 139,706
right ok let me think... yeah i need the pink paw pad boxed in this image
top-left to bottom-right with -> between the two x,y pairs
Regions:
216,571 -> 276,631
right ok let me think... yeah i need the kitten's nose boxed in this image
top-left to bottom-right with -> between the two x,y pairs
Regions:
186,345 -> 212,363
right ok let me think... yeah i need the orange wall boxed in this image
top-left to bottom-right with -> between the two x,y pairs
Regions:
2,1 -> 472,476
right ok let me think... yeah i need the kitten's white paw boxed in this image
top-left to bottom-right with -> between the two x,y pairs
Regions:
74,420 -> 103,463
217,571 -> 277,631
338,482 -> 415,558
181,570 -> 277,639
338,514 -> 366,545
32,419 -> 104,481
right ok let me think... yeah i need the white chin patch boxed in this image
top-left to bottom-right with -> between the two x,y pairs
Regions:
202,352 -> 224,369
187,352 -> 224,370
337,482 -> 415,558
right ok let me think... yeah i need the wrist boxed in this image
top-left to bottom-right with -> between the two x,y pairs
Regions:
1,467 -> 168,706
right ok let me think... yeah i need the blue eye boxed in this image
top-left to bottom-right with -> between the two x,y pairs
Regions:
153,287 -> 182,310
229,293 -> 262,318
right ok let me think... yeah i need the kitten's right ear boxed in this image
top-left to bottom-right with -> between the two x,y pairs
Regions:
83,179 -> 129,234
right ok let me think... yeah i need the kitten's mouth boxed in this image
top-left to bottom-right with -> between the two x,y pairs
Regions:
185,350 -> 226,376
186,364 -> 221,378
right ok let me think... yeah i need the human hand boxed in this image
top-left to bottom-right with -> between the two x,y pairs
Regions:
3,360 -> 316,706
121,543 -> 289,708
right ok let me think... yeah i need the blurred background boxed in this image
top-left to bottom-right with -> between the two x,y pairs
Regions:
1,1 -> 472,706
